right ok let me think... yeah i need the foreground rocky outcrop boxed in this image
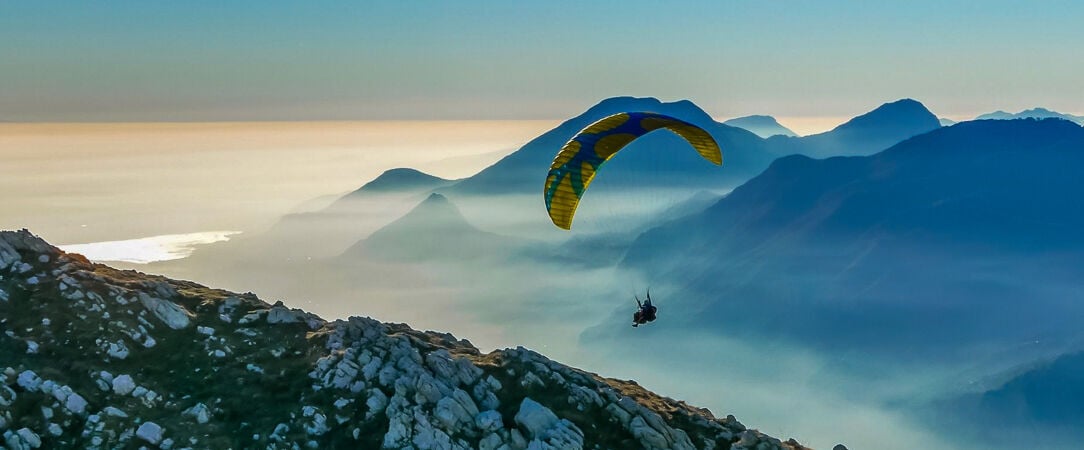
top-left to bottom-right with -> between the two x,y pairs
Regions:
0,229 -> 809,449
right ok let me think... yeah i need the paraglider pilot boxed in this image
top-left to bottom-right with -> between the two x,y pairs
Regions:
632,289 -> 657,327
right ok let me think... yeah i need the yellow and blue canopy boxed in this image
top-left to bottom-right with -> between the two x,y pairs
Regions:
543,112 -> 723,229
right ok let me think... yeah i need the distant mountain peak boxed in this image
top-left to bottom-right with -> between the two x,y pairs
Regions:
723,115 -> 798,138
832,98 -> 935,132
769,98 -> 941,158
389,192 -> 468,229
586,96 -> 716,124
350,168 -> 451,196
345,192 -> 501,261
422,191 -> 449,203
976,107 -> 1084,124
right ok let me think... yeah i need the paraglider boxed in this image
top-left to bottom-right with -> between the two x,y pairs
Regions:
543,111 -> 723,230
632,289 -> 657,327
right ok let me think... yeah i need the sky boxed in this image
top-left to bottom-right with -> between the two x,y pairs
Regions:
3,0 -> 1083,122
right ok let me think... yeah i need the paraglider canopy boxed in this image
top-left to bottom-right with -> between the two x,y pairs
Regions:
543,112 -> 722,230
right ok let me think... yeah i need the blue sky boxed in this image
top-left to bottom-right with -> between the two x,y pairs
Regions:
2,1 -> 1082,121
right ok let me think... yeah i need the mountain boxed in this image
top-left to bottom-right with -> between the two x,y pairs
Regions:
156,97 -> 948,298
183,168 -> 455,263
0,229 -> 809,450
273,167 -> 455,243
930,351 -> 1084,448
938,118 -> 956,126
766,99 -> 941,158
976,108 -> 1084,124
344,168 -> 454,197
974,351 -> 1084,425
342,193 -> 520,262
619,118 -> 1084,355
723,115 -> 798,138
267,168 -> 452,250
449,97 -> 941,197
447,97 -> 771,196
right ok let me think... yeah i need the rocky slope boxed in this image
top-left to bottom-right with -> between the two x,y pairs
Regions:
0,230 -> 808,450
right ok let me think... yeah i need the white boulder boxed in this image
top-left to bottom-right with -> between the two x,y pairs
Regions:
107,341 -> 130,359
183,403 -> 211,424
16,371 -> 41,391
138,292 -> 191,329
514,398 -> 558,438
267,305 -> 301,324
112,375 -> 136,395
64,392 -> 87,415
136,421 -> 164,445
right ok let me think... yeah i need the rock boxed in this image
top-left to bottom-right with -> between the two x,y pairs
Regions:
107,341 -> 129,359
737,430 -> 759,448
136,421 -> 164,445
138,292 -> 191,329
514,398 -> 559,438
434,395 -> 471,430
112,374 -> 136,395
238,310 -> 265,324
64,391 -> 87,415
270,423 -> 290,442
414,374 -> 447,405
330,359 -> 360,390
475,410 -> 503,432
303,410 -> 329,436
267,305 -> 301,324
16,370 -> 41,391
183,403 -> 211,424
605,403 -> 631,425
16,428 -> 41,448
365,389 -> 388,420
382,396 -> 413,448
520,371 -> 545,389
478,432 -> 505,450
630,415 -> 671,448
0,386 -> 16,407
103,406 -> 128,418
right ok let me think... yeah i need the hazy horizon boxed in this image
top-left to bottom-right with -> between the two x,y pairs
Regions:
0,120 -> 555,245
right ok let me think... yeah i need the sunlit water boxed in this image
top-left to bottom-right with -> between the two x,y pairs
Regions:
59,231 -> 240,264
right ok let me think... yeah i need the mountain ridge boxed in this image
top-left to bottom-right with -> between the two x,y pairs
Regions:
616,118 -> 1084,354
722,115 -> 797,138
766,98 -> 941,158
0,229 -> 810,449
976,107 -> 1084,124
342,193 -> 521,262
